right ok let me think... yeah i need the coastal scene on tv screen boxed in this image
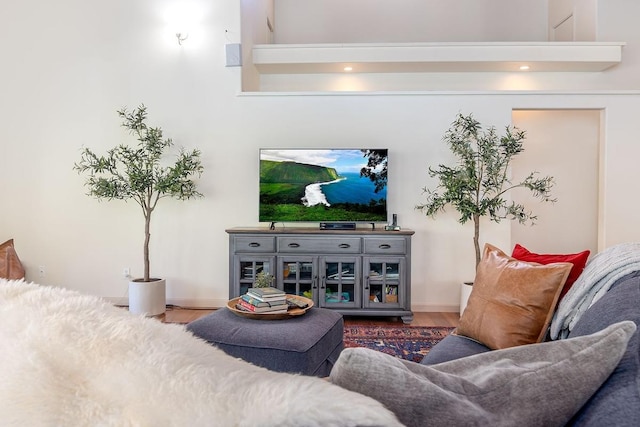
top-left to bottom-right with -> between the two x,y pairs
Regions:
259,149 -> 388,222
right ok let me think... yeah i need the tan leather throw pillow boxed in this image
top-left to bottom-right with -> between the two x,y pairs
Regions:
0,239 -> 26,280
457,243 -> 572,350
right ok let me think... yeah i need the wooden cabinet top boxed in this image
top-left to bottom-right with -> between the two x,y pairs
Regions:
226,227 -> 415,236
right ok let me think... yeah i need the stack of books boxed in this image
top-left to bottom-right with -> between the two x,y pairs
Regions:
236,287 -> 288,314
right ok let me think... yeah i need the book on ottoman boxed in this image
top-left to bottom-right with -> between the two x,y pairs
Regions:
236,298 -> 288,314
247,287 -> 286,302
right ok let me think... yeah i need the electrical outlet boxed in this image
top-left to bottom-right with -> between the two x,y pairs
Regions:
38,265 -> 45,277
123,267 -> 130,278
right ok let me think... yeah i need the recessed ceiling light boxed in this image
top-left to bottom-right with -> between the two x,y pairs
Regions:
519,65 -> 530,71
343,66 -> 353,72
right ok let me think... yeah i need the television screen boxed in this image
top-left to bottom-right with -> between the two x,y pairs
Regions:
259,149 -> 388,223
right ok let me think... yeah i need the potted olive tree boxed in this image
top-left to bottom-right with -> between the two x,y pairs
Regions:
416,113 -> 556,314
74,104 -> 203,316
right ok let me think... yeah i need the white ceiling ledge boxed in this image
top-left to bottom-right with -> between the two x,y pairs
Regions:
252,42 -> 625,74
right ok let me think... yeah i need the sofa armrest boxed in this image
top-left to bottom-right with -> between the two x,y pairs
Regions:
421,333 -> 491,365
566,271 -> 640,426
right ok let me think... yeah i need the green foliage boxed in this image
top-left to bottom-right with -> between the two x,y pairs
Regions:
260,160 -> 339,184
359,149 -> 388,193
416,113 -> 556,269
253,271 -> 275,288
259,200 -> 386,222
74,104 -> 203,282
260,182 -> 306,205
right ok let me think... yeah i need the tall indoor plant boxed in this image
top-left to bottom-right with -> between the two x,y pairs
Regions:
416,113 -> 556,309
74,104 -> 203,315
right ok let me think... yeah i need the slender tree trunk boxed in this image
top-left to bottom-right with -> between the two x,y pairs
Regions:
473,213 -> 481,270
144,213 -> 151,282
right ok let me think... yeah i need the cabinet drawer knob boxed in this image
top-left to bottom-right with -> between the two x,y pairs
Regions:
338,243 -> 351,249
248,242 -> 261,247
378,244 -> 391,250
288,243 -> 300,248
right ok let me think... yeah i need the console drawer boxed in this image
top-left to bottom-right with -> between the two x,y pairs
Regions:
364,238 -> 406,254
234,236 -> 276,253
279,237 -> 361,254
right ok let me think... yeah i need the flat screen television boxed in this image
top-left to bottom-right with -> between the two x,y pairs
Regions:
259,149 -> 388,223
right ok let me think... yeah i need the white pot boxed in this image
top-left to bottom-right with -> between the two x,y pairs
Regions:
459,282 -> 474,316
129,278 -> 166,316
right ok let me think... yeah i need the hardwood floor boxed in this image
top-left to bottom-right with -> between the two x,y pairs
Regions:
161,306 -> 459,327
160,306 -> 216,324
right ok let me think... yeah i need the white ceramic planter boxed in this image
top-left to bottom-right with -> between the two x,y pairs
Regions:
459,282 -> 474,316
129,278 -> 166,316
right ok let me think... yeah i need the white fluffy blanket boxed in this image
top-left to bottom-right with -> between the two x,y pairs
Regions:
550,242 -> 640,339
0,280 -> 402,427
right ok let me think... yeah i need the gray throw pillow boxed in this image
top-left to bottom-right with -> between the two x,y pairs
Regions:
330,321 -> 635,427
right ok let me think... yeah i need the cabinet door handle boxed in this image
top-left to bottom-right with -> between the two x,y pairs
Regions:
320,276 -> 326,289
338,243 -> 350,249
378,244 -> 391,250
248,242 -> 261,247
313,275 -> 318,289
288,243 -> 300,248
365,276 -> 370,290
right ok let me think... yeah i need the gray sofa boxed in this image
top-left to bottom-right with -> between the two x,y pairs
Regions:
421,270 -> 640,426
328,270 -> 639,426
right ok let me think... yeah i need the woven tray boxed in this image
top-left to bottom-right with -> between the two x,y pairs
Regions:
227,295 -> 314,320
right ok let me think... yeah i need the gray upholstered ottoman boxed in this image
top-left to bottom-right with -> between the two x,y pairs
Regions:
186,307 -> 344,377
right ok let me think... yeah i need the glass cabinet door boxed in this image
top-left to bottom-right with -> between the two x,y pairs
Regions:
363,257 -> 405,308
320,257 -> 360,309
236,256 -> 275,296
279,256 -> 317,301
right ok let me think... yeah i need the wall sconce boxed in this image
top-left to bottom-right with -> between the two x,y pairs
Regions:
164,2 -> 202,47
176,32 -> 189,45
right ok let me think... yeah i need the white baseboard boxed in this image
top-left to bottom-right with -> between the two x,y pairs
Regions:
410,303 -> 459,313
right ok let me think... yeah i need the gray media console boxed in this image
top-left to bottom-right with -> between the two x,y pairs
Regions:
226,227 -> 414,323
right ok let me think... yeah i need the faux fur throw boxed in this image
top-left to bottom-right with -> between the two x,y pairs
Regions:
0,280 -> 402,427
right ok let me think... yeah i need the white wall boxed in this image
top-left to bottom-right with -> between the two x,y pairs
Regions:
511,109 -> 600,254
241,0 -> 273,91
273,0 -> 548,43
549,0 -> 597,41
258,0 -> 638,92
1,0 -> 640,312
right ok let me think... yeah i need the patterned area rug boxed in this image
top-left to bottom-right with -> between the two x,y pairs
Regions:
343,325 -> 455,363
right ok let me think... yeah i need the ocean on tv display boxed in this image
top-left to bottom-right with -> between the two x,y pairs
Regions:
259,149 -> 388,222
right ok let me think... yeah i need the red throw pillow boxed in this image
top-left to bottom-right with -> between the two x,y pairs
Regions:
511,243 -> 590,300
